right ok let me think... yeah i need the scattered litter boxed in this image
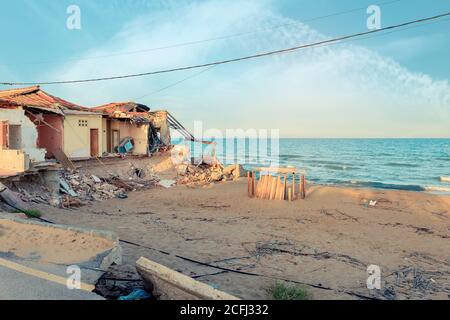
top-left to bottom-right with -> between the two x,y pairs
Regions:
91,175 -> 102,183
59,178 -> 78,197
159,180 -> 176,188
369,200 -> 377,207
118,289 -> 152,301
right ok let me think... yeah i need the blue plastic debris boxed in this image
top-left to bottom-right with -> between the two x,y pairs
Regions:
118,289 -> 152,301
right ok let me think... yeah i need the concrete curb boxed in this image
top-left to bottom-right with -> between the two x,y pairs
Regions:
0,214 -> 122,270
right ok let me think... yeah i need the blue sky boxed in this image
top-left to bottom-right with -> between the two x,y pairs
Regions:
0,0 -> 449,137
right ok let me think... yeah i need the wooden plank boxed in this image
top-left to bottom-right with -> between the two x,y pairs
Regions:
136,257 -> 239,300
292,173 -> 296,200
256,175 -> 263,198
269,176 -> 277,200
254,167 -> 297,174
53,148 -> 76,170
247,171 -> 251,198
251,171 -> 256,197
264,175 -> 271,199
282,175 -> 287,200
275,176 -> 282,200
299,174 -> 306,199
288,187 -> 293,202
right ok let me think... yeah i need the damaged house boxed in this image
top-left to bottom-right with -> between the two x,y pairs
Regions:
92,102 -> 172,155
0,86 -> 191,178
0,86 -> 88,176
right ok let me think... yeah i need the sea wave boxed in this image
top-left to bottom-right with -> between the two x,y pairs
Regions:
384,162 -> 420,168
440,176 -> 450,183
425,185 -> 450,193
323,164 -> 354,171
344,181 -> 425,191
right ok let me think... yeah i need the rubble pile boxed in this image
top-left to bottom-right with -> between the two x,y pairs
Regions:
60,170 -> 160,206
176,163 -> 246,187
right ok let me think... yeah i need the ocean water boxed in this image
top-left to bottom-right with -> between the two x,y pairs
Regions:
175,139 -> 450,193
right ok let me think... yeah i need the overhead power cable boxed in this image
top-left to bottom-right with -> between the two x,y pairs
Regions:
0,0 -> 402,67
133,15 -> 449,103
1,11 -> 449,86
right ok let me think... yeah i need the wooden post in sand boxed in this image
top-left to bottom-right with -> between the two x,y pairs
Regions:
282,175 -> 287,200
251,171 -> 255,197
299,174 -> 306,199
288,187 -> 293,202
264,175 -> 271,200
247,172 -> 251,198
275,176 -> 282,200
256,175 -> 262,198
269,176 -> 277,200
292,173 -> 296,200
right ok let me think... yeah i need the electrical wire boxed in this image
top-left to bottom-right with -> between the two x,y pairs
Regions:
0,0 -> 402,67
2,11 -> 448,86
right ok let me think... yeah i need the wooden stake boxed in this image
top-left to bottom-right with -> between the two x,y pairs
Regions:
275,176 -> 282,200
262,175 -> 270,199
251,171 -> 255,197
269,177 -> 277,200
303,175 -> 307,199
300,174 -> 306,199
255,175 -> 261,198
292,173 -> 296,200
282,175 -> 287,200
247,171 -> 251,197
288,187 -> 293,202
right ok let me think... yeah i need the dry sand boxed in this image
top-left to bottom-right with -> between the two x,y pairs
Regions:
0,219 -> 115,264
36,170 -> 450,300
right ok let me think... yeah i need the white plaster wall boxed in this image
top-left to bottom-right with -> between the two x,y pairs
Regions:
0,108 -> 46,162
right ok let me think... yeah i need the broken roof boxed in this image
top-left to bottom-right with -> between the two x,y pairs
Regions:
0,86 -> 88,114
92,102 -> 150,114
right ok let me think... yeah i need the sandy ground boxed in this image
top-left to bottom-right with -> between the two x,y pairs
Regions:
34,161 -> 450,300
0,219 -> 115,264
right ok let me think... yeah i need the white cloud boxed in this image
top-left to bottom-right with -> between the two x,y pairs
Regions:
46,0 -> 450,137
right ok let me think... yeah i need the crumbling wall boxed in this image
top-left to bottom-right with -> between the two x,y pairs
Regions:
26,113 -> 64,159
0,108 -> 46,163
149,111 -> 171,145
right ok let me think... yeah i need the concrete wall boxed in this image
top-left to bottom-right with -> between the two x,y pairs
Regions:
110,120 -> 148,155
0,149 -> 30,172
63,114 -> 103,159
0,108 -> 46,163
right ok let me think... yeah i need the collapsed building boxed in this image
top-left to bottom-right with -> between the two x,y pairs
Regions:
0,86 -> 86,176
91,102 -> 171,156
0,86 -> 179,177
0,86 -> 202,209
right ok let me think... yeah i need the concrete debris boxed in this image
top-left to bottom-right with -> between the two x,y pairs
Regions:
176,163 -> 246,187
159,180 -> 176,188
12,167 -> 160,209
0,182 -> 30,211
